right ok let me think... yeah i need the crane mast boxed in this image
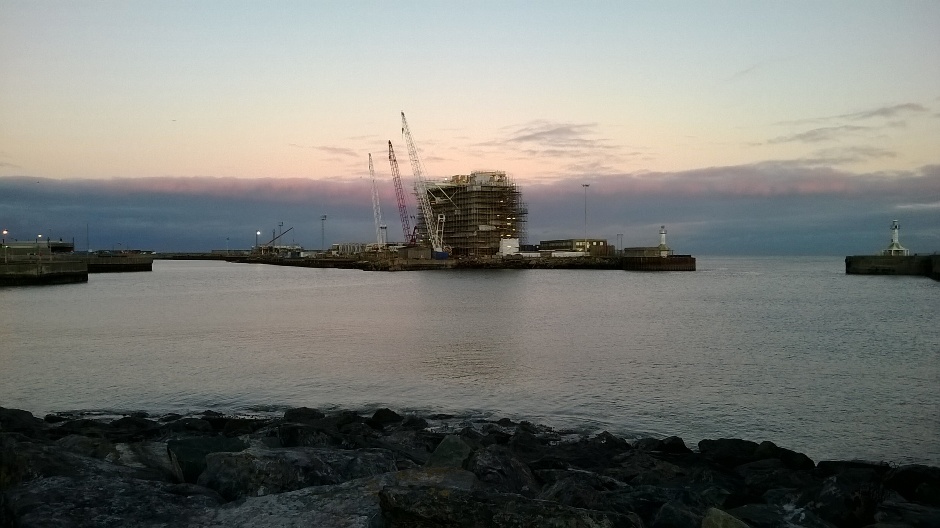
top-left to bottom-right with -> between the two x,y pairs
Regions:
388,141 -> 414,244
368,153 -> 386,248
401,112 -> 444,253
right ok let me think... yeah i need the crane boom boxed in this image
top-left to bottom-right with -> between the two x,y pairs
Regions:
401,112 -> 444,253
388,141 -> 413,244
368,154 -> 386,247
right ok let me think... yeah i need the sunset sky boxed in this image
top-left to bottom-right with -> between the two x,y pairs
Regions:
2,1 -> 938,253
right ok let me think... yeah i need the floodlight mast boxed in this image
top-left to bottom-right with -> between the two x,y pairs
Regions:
401,112 -> 443,253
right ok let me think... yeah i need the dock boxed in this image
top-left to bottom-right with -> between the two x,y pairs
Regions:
0,260 -> 88,286
845,255 -> 939,281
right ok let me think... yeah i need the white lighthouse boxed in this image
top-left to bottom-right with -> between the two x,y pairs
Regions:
658,225 -> 670,257
881,220 -> 909,256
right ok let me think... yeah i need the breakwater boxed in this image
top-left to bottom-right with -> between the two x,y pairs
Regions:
2,405 -> 937,527
0,260 -> 88,286
845,254 -> 940,281
227,255 -> 696,272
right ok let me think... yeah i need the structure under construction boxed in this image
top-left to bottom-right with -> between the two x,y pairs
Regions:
417,170 -> 527,257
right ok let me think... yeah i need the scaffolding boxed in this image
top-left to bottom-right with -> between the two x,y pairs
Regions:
416,170 -> 528,257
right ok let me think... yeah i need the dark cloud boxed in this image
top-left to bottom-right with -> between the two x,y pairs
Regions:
775,103 -> 929,126
2,164 -> 937,255
767,125 -> 869,144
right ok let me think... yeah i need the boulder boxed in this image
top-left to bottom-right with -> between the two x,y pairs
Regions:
701,507 -> 750,528
466,444 -> 540,496
282,406 -> 325,424
699,439 -> 762,468
166,436 -> 248,483
379,485 -> 638,527
884,464 -> 940,506
0,407 -> 46,438
650,499 -> 702,528
426,434 -> 473,468
197,446 -> 398,501
366,408 -> 403,430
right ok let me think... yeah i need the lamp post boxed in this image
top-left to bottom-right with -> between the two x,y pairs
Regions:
320,215 -> 327,252
37,234 -> 43,262
582,184 -> 589,254
617,233 -> 623,256
2,229 -> 7,263
255,230 -> 261,252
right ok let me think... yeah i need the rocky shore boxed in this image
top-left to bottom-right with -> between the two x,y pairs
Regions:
2,406 -> 937,527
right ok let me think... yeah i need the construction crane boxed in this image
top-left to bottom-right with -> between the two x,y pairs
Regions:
388,140 -> 415,245
368,153 -> 387,248
401,112 -> 445,254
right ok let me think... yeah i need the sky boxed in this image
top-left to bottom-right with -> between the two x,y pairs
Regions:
1,0 -> 938,254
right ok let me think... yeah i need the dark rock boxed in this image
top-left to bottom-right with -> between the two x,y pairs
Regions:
634,436 -> 692,454
401,415 -> 429,430
3,473 -> 222,526
110,416 -> 161,441
735,457 -> 820,499
55,434 -> 116,460
466,444 -> 540,497
163,417 -> 213,434
221,418 -> 266,437
815,459 -> 891,478
50,418 -> 113,440
197,446 -> 398,501
43,414 -> 67,424
366,408 -> 403,430
537,469 -> 625,510
701,507 -> 750,528
426,434 -> 473,468
273,423 -> 336,448
728,503 -> 836,528
874,498 -> 940,527
798,467 -> 886,527
884,464 -> 940,506
283,406 -> 325,423
166,436 -> 248,483
159,413 -> 183,422
754,440 -> 815,470
0,408 -> 46,437
651,499 -> 703,528
699,438 -> 762,467
379,485 -> 638,527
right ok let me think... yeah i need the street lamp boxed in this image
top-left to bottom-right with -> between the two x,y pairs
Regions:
2,229 -> 7,263
37,234 -> 43,262
255,230 -> 261,251
320,215 -> 327,251
617,233 -> 623,256
582,184 -> 589,254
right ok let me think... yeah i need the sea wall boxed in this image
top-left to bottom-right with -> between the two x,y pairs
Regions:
845,255 -> 938,280
2,406 -> 937,527
0,260 -> 88,286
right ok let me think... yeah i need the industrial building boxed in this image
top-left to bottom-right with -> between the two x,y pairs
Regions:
538,239 -> 611,256
416,171 -> 527,257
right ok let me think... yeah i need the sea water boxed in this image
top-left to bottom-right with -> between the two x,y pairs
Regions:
2,257 -> 937,465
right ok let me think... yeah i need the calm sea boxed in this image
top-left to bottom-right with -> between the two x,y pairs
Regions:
2,257 -> 937,465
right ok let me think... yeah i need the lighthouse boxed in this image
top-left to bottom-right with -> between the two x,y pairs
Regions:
881,220 -> 909,256
658,225 -> 670,257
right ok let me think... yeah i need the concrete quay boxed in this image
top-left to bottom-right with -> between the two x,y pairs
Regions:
845,255 -> 940,281
227,254 -> 696,272
0,260 -> 88,286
